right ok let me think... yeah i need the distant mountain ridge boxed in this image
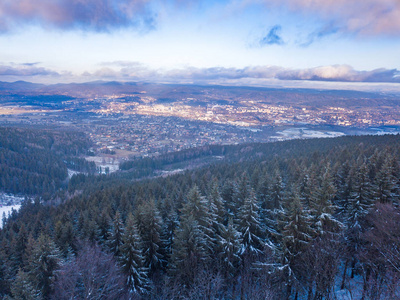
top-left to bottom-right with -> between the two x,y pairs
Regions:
0,80 -> 399,108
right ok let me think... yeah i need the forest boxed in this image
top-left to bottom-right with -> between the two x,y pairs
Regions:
0,127 -> 96,196
1,131 -> 400,299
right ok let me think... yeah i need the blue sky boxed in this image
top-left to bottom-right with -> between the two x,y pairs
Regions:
0,0 -> 399,88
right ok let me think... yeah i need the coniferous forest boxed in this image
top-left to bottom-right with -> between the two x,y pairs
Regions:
1,128 -> 400,299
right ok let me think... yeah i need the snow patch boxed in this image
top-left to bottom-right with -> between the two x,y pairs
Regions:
0,205 -> 21,229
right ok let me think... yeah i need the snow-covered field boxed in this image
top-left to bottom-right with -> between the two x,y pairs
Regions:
276,128 -> 346,139
85,156 -> 120,174
0,205 -> 21,228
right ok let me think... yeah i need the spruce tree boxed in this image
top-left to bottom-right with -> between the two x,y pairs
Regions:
11,269 -> 41,300
279,193 -> 315,300
237,187 -> 264,256
27,234 -> 63,298
135,199 -> 165,274
218,218 -> 242,279
310,164 -> 343,236
208,180 -> 226,238
119,214 -> 148,295
374,155 -> 396,204
170,214 -> 208,285
180,186 -> 215,257
107,211 -> 124,256
342,162 -> 373,286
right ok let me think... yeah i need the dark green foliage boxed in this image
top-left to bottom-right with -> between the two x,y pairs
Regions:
107,211 -> 124,256
135,199 -> 165,274
27,234 -> 63,298
217,218 -> 242,279
237,187 -> 264,255
2,134 -> 400,298
11,269 -> 41,300
119,214 -> 148,295
0,127 -> 93,195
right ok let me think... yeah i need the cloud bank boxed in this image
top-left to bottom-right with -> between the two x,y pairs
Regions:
0,0 -> 155,32
1,62 -> 399,85
0,63 -> 59,76
92,63 -> 400,83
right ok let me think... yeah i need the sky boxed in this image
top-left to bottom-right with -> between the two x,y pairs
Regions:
0,0 -> 400,89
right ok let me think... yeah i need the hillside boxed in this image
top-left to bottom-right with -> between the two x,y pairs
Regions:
1,133 -> 400,299
0,127 -> 95,196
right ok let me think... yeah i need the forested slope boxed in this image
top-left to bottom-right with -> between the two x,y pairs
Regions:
0,127 -> 95,196
1,134 -> 400,299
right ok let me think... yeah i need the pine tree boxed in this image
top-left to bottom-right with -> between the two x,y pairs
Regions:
119,214 -> 148,295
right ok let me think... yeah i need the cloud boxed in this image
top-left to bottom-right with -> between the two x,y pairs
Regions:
256,0 -> 400,37
91,62 -> 400,83
300,23 -> 339,46
259,25 -> 284,46
276,65 -> 400,82
1,62 -> 398,86
0,0 -> 156,33
0,63 -> 59,76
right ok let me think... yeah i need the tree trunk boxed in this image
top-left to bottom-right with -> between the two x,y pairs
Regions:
361,267 -> 371,300
340,259 -> 348,289
350,258 -> 356,279
307,281 -> 313,300
286,283 -> 292,300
